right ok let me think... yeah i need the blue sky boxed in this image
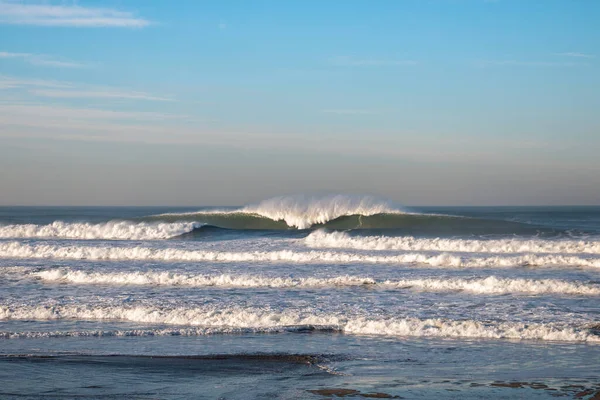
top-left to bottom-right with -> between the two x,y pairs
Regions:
0,0 -> 599,206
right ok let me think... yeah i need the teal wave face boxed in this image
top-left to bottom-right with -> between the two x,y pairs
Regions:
322,214 -> 547,235
141,211 -> 552,237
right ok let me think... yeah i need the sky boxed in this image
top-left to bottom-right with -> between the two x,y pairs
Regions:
0,0 -> 599,206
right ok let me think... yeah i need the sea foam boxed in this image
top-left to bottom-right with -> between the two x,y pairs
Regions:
0,304 -> 597,342
29,268 -> 600,295
306,230 -> 600,254
0,221 -> 200,240
1,242 -> 600,268
243,194 -> 403,229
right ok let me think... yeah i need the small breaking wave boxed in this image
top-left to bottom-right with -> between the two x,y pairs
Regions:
0,305 -> 598,342
1,242 -> 600,268
0,326 -> 340,339
28,268 -> 600,296
306,231 -> 600,254
0,221 -> 201,240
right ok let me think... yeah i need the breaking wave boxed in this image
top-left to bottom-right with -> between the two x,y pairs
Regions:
306,231 -> 600,254
27,268 -> 600,295
0,221 -> 201,240
1,242 -> 600,268
149,194 -> 407,230
145,195 -> 545,234
0,304 -> 598,342
242,194 -> 403,229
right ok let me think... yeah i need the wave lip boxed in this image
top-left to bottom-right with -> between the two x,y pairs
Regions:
0,304 -> 598,342
0,221 -> 202,240
306,231 -> 600,254
242,194 -> 404,229
2,242 -> 600,268
28,268 -> 600,296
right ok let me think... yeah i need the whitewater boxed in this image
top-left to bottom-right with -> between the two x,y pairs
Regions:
0,220 -> 201,240
2,241 -> 600,268
22,268 -> 600,295
1,197 -> 600,399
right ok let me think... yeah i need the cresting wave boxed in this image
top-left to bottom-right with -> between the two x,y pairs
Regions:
2,242 -> 600,268
0,221 -> 201,240
0,305 -> 598,342
242,195 -> 402,229
151,194 -> 406,229
306,231 -> 600,254
28,268 -> 600,295
146,194 -> 547,234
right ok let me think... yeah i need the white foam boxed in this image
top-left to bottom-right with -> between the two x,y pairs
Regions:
342,317 -> 599,342
0,304 -> 597,342
382,276 -> 600,295
243,194 -> 404,229
33,269 -> 376,288
31,268 -> 600,295
0,221 -> 200,240
0,327 -> 286,339
306,230 -> 600,254
1,241 -> 599,268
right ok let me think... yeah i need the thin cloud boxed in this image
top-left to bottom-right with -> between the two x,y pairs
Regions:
0,112 -> 565,166
30,89 -> 173,102
330,56 -> 418,67
0,51 -> 85,68
0,75 -> 71,89
0,1 -> 150,28
554,52 -> 595,59
0,104 -> 184,121
0,103 -> 572,167
0,75 -> 173,102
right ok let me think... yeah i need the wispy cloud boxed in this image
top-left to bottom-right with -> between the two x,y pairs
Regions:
330,56 -> 418,67
0,1 -> 150,28
30,89 -> 172,101
0,75 -> 172,101
0,104 -> 567,167
0,51 -> 84,68
0,103 -> 266,148
554,52 -> 595,59
0,75 -> 69,89
0,104 -> 187,120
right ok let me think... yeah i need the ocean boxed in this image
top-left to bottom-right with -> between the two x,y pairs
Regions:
0,195 -> 599,399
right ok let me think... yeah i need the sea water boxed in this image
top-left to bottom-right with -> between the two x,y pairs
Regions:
0,195 -> 599,399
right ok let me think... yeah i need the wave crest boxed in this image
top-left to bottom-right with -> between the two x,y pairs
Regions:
242,194 -> 404,229
0,304 -> 597,342
306,231 -> 600,254
25,268 -> 600,295
2,242 -> 600,268
0,221 -> 201,240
